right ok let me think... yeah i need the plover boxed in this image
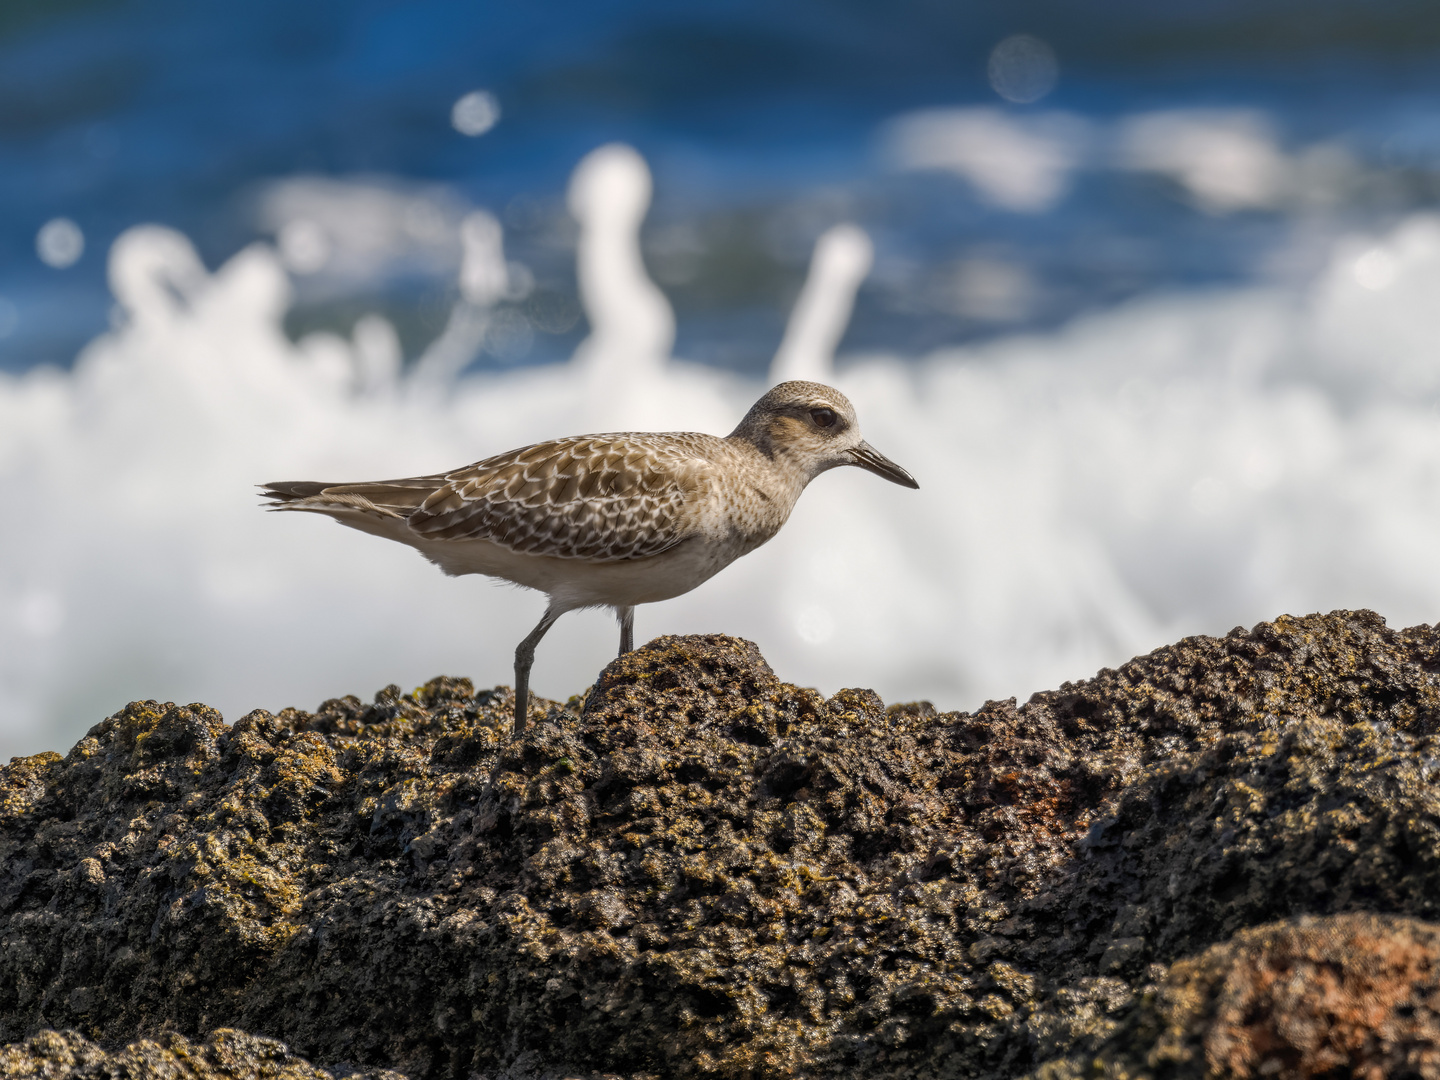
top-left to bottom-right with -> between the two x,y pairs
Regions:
261,380 -> 918,734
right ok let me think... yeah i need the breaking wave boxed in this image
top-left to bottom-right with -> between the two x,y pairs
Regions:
5,143 -> 1440,758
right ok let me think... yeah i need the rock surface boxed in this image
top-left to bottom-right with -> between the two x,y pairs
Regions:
3,612 -> 1440,1078
0,1028 -> 408,1079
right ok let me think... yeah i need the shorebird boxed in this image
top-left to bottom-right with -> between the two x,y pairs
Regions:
261,380 -> 918,734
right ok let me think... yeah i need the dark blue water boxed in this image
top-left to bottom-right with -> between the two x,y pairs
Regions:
4,0 -> 1440,372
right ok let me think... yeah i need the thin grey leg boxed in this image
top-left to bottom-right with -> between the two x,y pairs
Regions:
514,605 -> 562,737
617,605 -> 635,656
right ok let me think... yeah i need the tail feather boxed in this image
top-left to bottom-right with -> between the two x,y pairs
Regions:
261,481 -> 338,504
259,477 -> 446,519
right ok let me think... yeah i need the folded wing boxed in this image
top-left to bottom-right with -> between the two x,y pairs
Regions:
263,434 -> 710,563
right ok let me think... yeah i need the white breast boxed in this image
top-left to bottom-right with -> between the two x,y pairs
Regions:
415,531 -> 743,609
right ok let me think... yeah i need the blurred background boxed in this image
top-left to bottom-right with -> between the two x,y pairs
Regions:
6,0 -> 1440,757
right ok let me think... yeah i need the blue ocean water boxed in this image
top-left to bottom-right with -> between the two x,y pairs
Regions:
10,1 -> 1440,759
5,0 -> 1440,372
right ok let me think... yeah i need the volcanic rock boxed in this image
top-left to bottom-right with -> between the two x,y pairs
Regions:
2,612 -> 1440,1078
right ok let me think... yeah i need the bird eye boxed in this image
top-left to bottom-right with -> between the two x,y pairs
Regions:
809,408 -> 838,429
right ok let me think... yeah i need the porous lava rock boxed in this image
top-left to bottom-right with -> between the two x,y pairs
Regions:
0,1028 -> 407,1079
3,612 -> 1440,1078
1062,912 -> 1440,1080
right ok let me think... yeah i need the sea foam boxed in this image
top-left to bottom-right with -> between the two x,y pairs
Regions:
4,146 -> 1440,759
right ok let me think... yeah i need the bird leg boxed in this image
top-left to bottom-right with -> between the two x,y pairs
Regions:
617,605 -> 635,656
514,605 -> 562,737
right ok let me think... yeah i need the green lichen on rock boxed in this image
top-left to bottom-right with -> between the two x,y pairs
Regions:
3,611 -> 1440,1078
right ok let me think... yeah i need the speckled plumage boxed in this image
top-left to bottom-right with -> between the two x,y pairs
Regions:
405,433 -> 719,560
261,381 -> 918,733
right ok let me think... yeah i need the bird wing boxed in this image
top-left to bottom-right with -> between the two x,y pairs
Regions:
405,434 -> 713,562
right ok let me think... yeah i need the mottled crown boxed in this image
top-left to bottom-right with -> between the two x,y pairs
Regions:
728,381 -> 858,442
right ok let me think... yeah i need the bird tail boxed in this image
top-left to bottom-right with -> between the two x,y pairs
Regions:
260,480 -> 337,504
258,477 -> 445,519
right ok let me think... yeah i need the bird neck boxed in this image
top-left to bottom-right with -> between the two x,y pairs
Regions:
725,430 -> 815,508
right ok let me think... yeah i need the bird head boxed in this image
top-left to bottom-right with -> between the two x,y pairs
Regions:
730,380 -> 919,489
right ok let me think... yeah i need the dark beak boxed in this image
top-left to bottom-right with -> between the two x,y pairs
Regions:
847,441 -> 919,489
